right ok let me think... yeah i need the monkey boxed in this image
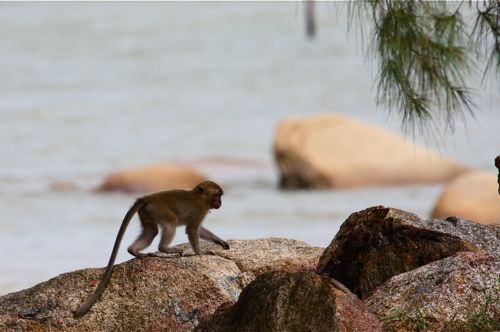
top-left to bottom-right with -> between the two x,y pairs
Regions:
73,180 -> 229,317
495,156 -> 500,195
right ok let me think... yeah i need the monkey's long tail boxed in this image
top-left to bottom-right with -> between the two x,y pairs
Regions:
73,199 -> 144,317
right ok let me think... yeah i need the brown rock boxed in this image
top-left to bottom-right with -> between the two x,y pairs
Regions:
51,180 -> 78,191
365,252 -> 500,331
432,171 -> 500,224
316,206 -> 495,299
96,163 -> 206,193
0,238 -> 323,331
197,271 -> 382,332
273,114 -> 470,189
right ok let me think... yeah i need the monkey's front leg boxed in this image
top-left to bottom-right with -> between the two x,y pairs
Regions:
199,226 -> 230,250
186,226 -> 216,255
187,226 -> 203,255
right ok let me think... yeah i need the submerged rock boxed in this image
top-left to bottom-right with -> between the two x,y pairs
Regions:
316,206 -> 500,299
432,171 -> 500,225
51,180 -> 78,191
197,271 -> 382,332
273,114 -> 469,189
96,163 -> 206,193
366,252 -> 500,332
0,238 -> 322,331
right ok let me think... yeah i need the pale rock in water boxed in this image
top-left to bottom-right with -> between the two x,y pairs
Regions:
432,170 -> 500,225
274,113 -> 470,189
96,163 -> 206,193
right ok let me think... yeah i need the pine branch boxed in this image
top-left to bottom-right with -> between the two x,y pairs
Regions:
345,0 -> 500,131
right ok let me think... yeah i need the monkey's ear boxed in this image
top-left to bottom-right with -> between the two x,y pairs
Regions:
195,185 -> 204,194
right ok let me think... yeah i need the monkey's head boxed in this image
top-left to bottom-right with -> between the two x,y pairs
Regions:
195,180 -> 224,209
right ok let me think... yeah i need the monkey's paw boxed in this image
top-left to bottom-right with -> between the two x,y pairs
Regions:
149,251 -> 182,258
219,241 -> 230,250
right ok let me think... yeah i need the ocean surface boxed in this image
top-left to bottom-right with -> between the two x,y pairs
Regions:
0,2 -> 498,295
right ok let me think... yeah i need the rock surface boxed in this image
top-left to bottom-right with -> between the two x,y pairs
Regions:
213,237 -> 323,275
197,271 -> 382,332
163,238 -> 324,290
274,114 -> 469,189
316,206 -> 500,299
96,163 -> 206,193
432,171 -> 500,224
366,252 -> 500,331
0,238 -> 322,332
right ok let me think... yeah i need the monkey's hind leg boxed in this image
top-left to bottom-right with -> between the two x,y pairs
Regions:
157,224 -> 184,256
127,210 -> 159,258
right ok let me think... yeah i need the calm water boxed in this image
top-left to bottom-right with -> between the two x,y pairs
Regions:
0,2 -> 498,295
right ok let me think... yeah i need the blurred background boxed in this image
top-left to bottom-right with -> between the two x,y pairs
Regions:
0,2 -> 498,295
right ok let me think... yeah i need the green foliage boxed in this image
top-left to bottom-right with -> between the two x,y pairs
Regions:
382,306 -> 433,331
347,0 -> 500,130
472,1 -> 500,80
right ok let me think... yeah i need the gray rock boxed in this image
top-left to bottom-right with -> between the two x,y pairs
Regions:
0,238 -> 323,331
365,251 -> 500,331
316,206 -> 500,299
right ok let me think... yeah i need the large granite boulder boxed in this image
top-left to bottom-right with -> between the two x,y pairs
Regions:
164,238 -> 324,289
0,238 -> 322,331
96,163 -> 206,193
0,255 -> 239,331
432,171 -> 500,225
316,206 -> 499,299
197,271 -> 382,332
206,237 -> 322,275
366,252 -> 500,331
273,114 -> 470,189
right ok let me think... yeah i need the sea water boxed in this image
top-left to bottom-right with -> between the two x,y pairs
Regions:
0,2 -> 498,294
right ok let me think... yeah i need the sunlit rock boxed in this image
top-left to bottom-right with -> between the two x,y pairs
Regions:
51,180 -> 78,191
274,114 -> 470,189
432,171 -> 500,225
96,163 -> 206,193
0,238 -> 323,331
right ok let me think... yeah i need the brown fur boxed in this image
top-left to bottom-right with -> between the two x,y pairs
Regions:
73,181 -> 228,317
